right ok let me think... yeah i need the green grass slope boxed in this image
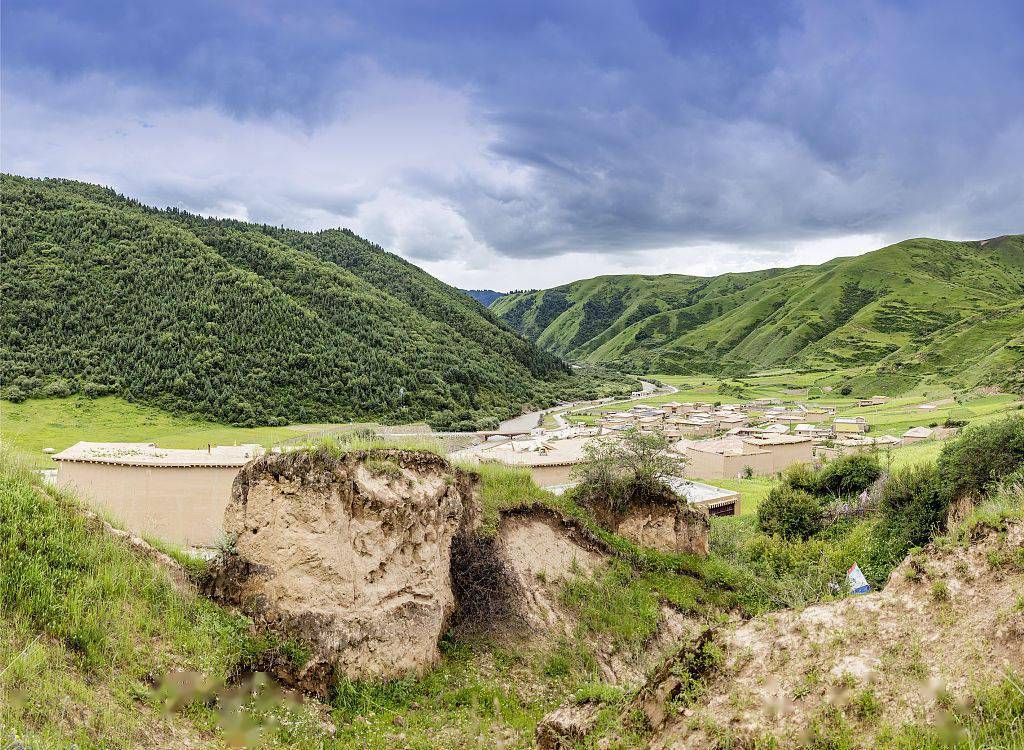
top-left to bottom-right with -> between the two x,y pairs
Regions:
493,236 -> 1024,392
0,175 -> 609,430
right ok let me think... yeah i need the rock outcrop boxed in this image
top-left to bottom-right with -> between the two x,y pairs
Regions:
204,449 -> 478,690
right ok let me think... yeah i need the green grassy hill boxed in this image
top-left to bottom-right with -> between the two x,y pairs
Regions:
492,236 -> 1024,392
0,175 -> 628,430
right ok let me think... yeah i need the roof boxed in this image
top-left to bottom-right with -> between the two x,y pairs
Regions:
743,434 -> 812,446
52,442 -> 263,468
835,435 -> 902,446
902,426 -> 935,438
667,478 -> 740,508
834,417 -> 867,424
677,436 -> 748,455
451,435 -> 595,467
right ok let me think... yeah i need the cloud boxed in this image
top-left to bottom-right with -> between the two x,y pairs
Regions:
2,0 -> 1022,289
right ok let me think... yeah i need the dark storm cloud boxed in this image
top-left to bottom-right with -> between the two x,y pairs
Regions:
2,0 -> 1022,264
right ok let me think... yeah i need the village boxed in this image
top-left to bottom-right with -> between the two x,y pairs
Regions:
42,377 -> 974,549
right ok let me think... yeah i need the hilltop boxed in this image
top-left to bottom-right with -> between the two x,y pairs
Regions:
0,175 -> 629,430
492,236 -> 1024,393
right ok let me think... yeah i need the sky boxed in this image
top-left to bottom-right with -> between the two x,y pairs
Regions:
3,1 -> 1023,291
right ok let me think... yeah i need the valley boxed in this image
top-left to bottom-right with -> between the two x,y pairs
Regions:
1,178 -> 1023,750
492,236 -> 1024,397
4,4 -> 1023,748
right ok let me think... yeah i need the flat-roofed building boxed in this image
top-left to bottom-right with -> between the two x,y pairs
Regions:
814,434 -> 902,459
856,396 -> 889,407
675,418 -> 717,438
901,426 -> 935,444
667,478 -> 742,516
794,423 -> 833,439
677,434 -> 813,479
834,416 -> 869,433
52,442 -> 263,547
450,435 -> 595,488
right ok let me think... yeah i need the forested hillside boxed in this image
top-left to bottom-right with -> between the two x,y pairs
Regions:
493,236 -> 1024,392
0,175 -> 625,429
459,289 -> 505,306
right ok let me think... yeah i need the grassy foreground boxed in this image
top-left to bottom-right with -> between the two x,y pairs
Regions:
3,418 -> 1023,748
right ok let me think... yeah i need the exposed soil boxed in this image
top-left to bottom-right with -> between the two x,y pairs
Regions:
651,523 -> 1024,748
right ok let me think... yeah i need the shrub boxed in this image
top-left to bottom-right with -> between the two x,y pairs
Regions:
815,453 -> 883,497
937,415 -> 1024,501
779,462 -> 820,494
757,487 -> 825,541
571,428 -> 686,513
3,385 -> 27,403
861,463 -> 945,581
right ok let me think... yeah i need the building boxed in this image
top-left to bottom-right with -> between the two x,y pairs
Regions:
902,426 -> 935,444
52,442 -> 263,547
677,434 -> 813,479
814,434 -> 902,459
856,396 -> 889,407
834,416 -> 869,434
450,435 -> 594,487
794,423 -> 833,439
796,407 -> 836,423
667,478 -> 742,516
673,418 -> 717,438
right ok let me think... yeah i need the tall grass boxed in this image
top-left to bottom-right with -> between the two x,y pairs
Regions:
0,452 -> 255,677
0,451 -> 304,748
308,433 -> 447,456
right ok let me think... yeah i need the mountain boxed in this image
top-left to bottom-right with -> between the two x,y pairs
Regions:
0,175 -> 626,429
492,236 -> 1024,392
460,289 -> 505,307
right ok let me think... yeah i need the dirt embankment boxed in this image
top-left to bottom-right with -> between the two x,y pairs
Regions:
203,450 -> 701,694
204,449 -> 478,691
497,505 -> 700,685
579,484 -> 711,558
650,522 -> 1024,749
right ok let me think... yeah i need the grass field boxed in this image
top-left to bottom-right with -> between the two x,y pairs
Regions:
0,396 -> 349,468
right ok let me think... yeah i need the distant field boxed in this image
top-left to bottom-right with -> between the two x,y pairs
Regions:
569,369 -> 1023,438
0,397 -> 346,468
